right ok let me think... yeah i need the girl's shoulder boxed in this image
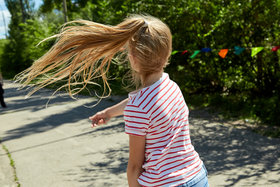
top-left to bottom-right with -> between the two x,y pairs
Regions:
127,73 -> 173,109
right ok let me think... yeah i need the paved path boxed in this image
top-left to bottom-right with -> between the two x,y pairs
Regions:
0,80 -> 280,187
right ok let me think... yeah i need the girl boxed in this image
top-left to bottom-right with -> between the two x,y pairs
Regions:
18,15 -> 208,187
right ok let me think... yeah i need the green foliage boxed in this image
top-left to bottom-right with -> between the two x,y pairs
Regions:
0,0 -> 64,78
0,39 -> 8,69
1,0 -> 280,126
0,17 -> 57,78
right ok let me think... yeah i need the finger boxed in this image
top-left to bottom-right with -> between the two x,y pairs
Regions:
97,119 -> 105,125
90,119 -> 98,126
91,123 -> 98,128
91,119 -> 103,127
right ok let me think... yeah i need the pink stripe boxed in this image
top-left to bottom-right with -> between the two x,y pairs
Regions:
148,146 -> 195,162
158,167 -> 202,186
126,101 -> 188,138
148,151 -> 196,169
140,165 -> 202,187
124,120 -> 149,125
124,109 -> 147,114
150,102 -> 185,131
131,95 -> 137,104
146,141 -> 191,150
151,100 -> 186,129
178,117 -> 188,122
146,132 -> 189,146
142,79 -> 172,110
152,106 -> 179,126
145,134 -> 188,145
170,122 -> 189,132
149,115 -> 186,136
146,125 -> 189,141
125,125 -> 147,130
139,87 -> 150,99
149,85 -> 178,115
149,143 -> 197,165
149,146 -> 194,160
124,115 -> 149,120
150,90 -> 181,122
153,98 -> 183,122
147,129 -> 189,144
141,158 -> 201,180
139,76 -> 169,107
150,107 -> 186,132
139,159 -> 202,183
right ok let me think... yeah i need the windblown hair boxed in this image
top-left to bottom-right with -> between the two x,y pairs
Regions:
16,14 -> 172,98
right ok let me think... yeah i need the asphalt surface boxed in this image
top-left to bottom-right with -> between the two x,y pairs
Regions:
1,80 -> 280,187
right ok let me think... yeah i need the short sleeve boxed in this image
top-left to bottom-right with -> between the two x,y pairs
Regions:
124,104 -> 150,136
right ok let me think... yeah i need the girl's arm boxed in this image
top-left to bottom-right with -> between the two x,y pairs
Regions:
127,135 -> 145,187
89,98 -> 128,127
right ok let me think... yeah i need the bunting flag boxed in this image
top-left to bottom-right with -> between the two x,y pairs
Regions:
171,50 -> 179,55
181,50 -> 188,55
190,50 -> 200,59
251,47 -> 264,57
172,45 -> 279,59
201,48 -> 212,52
219,49 -> 229,58
272,46 -> 280,52
234,46 -> 245,55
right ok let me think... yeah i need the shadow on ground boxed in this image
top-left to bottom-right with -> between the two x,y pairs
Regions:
1,84 -> 71,113
0,82 -> 125,143
77,110 -> 280,186
190,110 -> 280,186
79,144 -> 129,187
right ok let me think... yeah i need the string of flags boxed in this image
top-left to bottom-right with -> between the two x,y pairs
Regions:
171,45 -> 280,59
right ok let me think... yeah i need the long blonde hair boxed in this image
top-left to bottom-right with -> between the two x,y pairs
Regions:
16,14 -> 172,98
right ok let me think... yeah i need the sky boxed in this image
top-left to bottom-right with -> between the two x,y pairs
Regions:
0,0 -> 43,39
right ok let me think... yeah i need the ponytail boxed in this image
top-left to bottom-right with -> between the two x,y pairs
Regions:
16,18 -> 146,98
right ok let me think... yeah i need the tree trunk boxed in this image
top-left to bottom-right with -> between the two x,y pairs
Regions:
62,0 -> 68,23
0,5 -> 7,37
19,0 -> 26,22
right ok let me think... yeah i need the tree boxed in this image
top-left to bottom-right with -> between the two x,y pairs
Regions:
0,0 -> 59,78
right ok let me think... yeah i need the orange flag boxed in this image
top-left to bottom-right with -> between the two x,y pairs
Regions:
219,49 -> 229,58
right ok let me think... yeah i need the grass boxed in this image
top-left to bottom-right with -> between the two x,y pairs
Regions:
1,140 -> 21,187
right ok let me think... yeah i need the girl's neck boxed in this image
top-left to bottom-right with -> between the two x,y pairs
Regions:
141,71 -> 163,88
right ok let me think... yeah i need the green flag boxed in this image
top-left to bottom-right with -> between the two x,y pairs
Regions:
190,50 -> 200,59
251,47 -> 264,57
171,50 -> 179,55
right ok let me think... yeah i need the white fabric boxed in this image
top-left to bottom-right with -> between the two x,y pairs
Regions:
124,73 -> 203,187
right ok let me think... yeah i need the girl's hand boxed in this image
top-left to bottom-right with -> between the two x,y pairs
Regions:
89,110 -> 110,127
89,98 -> 128,128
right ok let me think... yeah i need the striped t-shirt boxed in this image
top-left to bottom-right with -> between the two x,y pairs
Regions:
124,73 -> 203,187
